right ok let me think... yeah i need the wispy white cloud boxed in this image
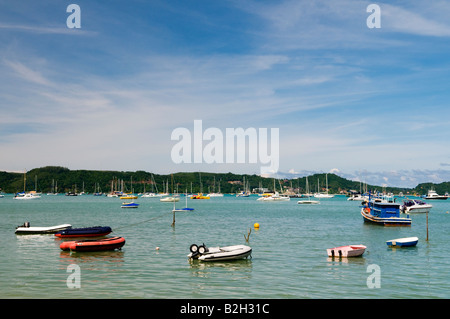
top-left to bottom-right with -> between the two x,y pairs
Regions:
382,3 -> 450,37
0,23 -> 96,35
3,59 -> 51,86
1,0 -> 450,185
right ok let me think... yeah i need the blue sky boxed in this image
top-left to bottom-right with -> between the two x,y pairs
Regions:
1,0 -> 450,188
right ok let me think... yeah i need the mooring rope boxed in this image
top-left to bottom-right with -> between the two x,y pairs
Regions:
112,211 -> 170,232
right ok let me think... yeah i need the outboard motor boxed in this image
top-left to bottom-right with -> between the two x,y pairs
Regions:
189,244 -> 200,258
198,243 -> 208,254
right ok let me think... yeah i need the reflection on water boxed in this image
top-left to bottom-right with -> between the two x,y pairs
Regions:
325,256 -> 367,265
189,258 -> 253,279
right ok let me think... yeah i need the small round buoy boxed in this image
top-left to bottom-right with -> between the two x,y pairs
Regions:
254,223 -> 260,229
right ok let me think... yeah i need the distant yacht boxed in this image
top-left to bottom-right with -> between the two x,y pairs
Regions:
298,177 -> 319,205
257,191 -> 290,201
14,192 -> 41,200
14,171 -> 41,200
424,189 -> 447,200
313,174 -> 334,198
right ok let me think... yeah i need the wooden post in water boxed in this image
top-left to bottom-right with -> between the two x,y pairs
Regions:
172,211 -> 175,227
426,211 -> 429,241
171,202 -> 176,227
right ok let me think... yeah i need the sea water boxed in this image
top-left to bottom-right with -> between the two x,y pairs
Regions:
0,194 -> 448,299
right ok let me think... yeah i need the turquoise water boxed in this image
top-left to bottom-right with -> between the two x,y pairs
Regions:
0,194 -> 448,299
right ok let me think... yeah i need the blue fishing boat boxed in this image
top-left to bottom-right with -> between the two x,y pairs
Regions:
386,237 -> 418,247
55,226 -> 112,238
361,194 -> 411,226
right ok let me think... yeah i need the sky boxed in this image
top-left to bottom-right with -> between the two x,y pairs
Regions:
1,0 -> 450,188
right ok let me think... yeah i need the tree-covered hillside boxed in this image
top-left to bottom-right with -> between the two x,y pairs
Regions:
0,166 -> 447,195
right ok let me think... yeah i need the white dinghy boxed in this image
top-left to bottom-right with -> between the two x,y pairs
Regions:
188,243 -> 252,262
15,222 -> 72,234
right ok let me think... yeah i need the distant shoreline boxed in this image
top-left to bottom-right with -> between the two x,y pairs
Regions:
1,166 -> 449,196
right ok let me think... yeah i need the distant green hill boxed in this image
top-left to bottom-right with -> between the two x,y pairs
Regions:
0,166 -> 447,195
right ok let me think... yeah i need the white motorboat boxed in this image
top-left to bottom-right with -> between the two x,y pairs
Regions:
347,194 -> 366,201
207,193 -> 224,197
188,243 -> 252,262
401,199 -> 432,214
160,196 -> 180,202
141,192 -> 157,198
15,222 -> 72,234
424,189 -> 447,200
14,192 -> 41,200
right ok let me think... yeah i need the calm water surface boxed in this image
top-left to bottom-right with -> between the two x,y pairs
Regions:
1,194 -> 449,298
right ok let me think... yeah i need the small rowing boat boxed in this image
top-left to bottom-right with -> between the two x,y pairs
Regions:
55,226 -> 112,238
326,245 -> 366,257
15,222 -> 72,235
386,237 -> 419,247
60,236 -> 125,252
188,243 -> 252,262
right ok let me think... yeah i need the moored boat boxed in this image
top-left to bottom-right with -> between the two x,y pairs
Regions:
257,192 -> 290,201
361,194 -> 411,226
14,191 -> 41,200
55,226 -> 112,238
188,243 -> 252,261
386,237 -> 419,247
121,202 -> 139,208
60,236 -> 125,251
160,196 -> 180,202
401,199 -> 432,214
326,245 -> 366,257
15,222 -> 72,234
190,193 -> 210,200
424,189 -> 447,200
297,199 -> 320,204
297,176 -> 319,204
120,194 -> 138,199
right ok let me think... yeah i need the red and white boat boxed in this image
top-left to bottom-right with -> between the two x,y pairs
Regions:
60,236 -> 125,252
327,245 -> 366,257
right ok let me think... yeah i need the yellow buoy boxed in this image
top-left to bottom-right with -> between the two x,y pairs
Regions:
254,223 -> 260,229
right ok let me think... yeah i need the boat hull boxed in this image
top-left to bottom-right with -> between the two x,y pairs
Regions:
60,236 -> 125,251
55,226 -> 112,238
121,202 -> 139,208
160,197 -> 180,202
327,245 -> 366,257
297,200 -> 320,204
404,206 -> 432,214
386,237 -> 419,247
